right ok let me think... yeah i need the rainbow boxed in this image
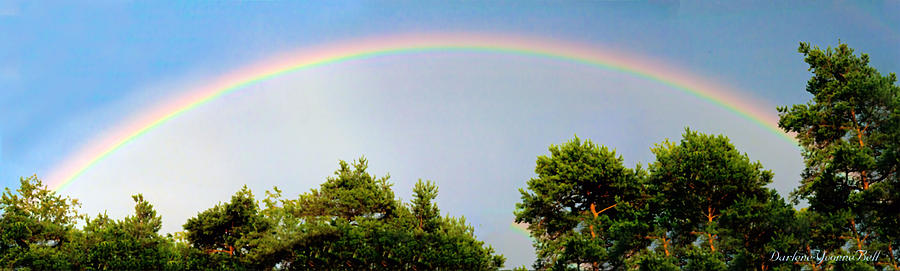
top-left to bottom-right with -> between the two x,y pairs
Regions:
510,222 -> 536,242
45,33 -> 795,192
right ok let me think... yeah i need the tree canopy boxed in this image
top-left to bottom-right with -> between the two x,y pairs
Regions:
778,42 -> 900,270
515,130 -> 792,270
0,159 -> 505,270
510,41 -> 898,270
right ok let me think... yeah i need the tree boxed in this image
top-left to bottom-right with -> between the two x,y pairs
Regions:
2,159 -> 503,270
247,158 -> 505,270
716,190 -> 796,270
292,158 -> 397,221
411,179 -> 441,232
516,131 -> 794,270
643,129 -> 800,271
68,194 -> 177,270
0,175 -> 82,269
778,42 -> 900,268
648,129 -> 772,255
515,136 -> 648,270
182,185 -> 271,269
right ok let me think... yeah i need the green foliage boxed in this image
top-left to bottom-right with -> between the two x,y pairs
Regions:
411,179 -> 441,231
645,128 -> 790,270
248,158 -> 505,270
682,247 -> 726,271
67,194 -> 177,270
635,252 -> 679,271
0,175 -> 82,269
778,41 -> 900,269
717,190 -> 796,270
2,158 -> 503,270
517,130 -> 790,270
510,41 -> 897,270
182,185 -> 270,268
292,158 -> 397,221
649,129 -> 773,247
515,136 -> 650,269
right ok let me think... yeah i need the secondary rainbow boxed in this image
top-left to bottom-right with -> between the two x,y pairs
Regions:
46,33 -> 795,192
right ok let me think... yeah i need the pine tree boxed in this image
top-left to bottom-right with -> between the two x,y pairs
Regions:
0,175 -> 82,269
778,42 -> 900,269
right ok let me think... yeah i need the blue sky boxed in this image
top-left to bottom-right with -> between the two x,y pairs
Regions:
1,1 -> 899,267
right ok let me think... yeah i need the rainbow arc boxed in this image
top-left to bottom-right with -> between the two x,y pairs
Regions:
46,33 -> 795,193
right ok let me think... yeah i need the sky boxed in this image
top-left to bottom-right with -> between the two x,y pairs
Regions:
1,1 -> 899,267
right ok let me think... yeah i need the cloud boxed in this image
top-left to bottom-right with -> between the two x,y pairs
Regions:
60,54 -> 803,267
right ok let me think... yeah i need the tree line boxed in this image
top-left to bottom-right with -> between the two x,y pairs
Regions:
1,42 -> 898,270
514,43 -> 899,270
1,159 -> 504,270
